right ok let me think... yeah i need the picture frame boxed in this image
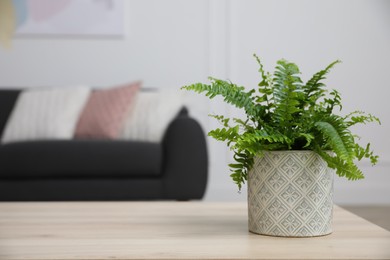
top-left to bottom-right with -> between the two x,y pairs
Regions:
13,0 -> 125,37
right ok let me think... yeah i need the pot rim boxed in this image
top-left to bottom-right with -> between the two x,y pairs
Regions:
261,150 -> 320,153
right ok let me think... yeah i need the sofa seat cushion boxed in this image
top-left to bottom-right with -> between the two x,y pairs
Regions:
0,140 -> 162,178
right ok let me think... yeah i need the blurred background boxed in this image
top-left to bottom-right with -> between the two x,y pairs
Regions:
0,0 -> 389,207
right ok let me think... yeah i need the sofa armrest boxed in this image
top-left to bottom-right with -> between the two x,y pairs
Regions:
162,113 -> 208,200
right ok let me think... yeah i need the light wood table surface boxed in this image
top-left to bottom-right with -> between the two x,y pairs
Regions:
0,202 -> 389,260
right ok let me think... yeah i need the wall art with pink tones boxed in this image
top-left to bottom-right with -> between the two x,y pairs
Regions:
12,0 -> 124,36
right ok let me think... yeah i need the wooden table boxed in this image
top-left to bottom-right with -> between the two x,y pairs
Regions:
0,202 -> 389,260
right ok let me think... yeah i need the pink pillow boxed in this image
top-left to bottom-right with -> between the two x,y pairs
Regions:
75,82 -> 140,139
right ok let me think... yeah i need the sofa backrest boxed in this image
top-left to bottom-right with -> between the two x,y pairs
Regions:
0,88 -> 188,140
0,90 -> 21,137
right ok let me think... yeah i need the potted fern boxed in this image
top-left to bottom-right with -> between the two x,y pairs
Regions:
182,55 -> 380,237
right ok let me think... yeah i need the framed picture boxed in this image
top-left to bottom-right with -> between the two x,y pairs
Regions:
13,0 -> 124,36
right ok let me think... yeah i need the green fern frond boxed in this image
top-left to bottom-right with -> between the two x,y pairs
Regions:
181,79 -> 259,118
355,143 -> 379,165
233,118 -> 255,131
344,111 -> 381,127
208,126 -> 240,145
316,149 -> 364,180
315,116 -> 355,163
229,151 -> 254,190
209,115 -> 256,133
209,114 -> 231,127
324,89 -> 342,112
253,54 -> 268,87
235,130 -> 291,154
303,60 -> 341,105
298,133 -> 315,148
272,60 -> 302,135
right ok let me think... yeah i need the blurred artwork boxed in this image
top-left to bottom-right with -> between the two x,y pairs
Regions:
0,0 -> 14,48
0,0 -> 124,45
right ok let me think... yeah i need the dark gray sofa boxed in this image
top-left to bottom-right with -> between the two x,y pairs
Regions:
0,89 -> 208,201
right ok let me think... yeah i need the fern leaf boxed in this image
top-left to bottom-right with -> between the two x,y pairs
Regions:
233,118 -> 256,131
324,89 -> 342,112
253,54 -> 268,86
303,60 -> 341,104
298,133 -> 315,148
315,115 -> 355,159
315,117 -> 355,163
344,111 -> 381,127
181,79 -> 260,118
316,149 -> 364,180
355,143 -> 379,165
235,129 -> 291,154
229,151 -> 254,190
272,60 -> 302,135
208,126 -> 240,145
209,114 -> 231,127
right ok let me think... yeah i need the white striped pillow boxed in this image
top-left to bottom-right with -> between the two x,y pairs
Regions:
120,90 -> 184,142
1,86 -> 90,144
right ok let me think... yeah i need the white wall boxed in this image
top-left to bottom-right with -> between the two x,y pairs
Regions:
0,0 -> 389,204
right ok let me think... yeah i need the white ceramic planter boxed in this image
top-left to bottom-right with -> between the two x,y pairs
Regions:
248,151 -> 334,237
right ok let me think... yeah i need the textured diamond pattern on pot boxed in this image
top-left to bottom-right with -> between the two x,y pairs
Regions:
258,159 -> 273,173
281,157 -> 302,177
267,198 -> 288,219
295,199 -> 314,218
308,155 -> 327,174
257,185 -> 273,206
294,170 -> 314,190
281,213 -> 302,234
320,168 -> 333,189
308,184 -> 325,204
255,211 -> 273,232
265,169 -> 288,192
320,194 -> 333,217
308,212 -> 325,233
298,226 -> 311,237
269,226 -> 284,237
281,184 -> 302,205
248,151 -> 334,237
